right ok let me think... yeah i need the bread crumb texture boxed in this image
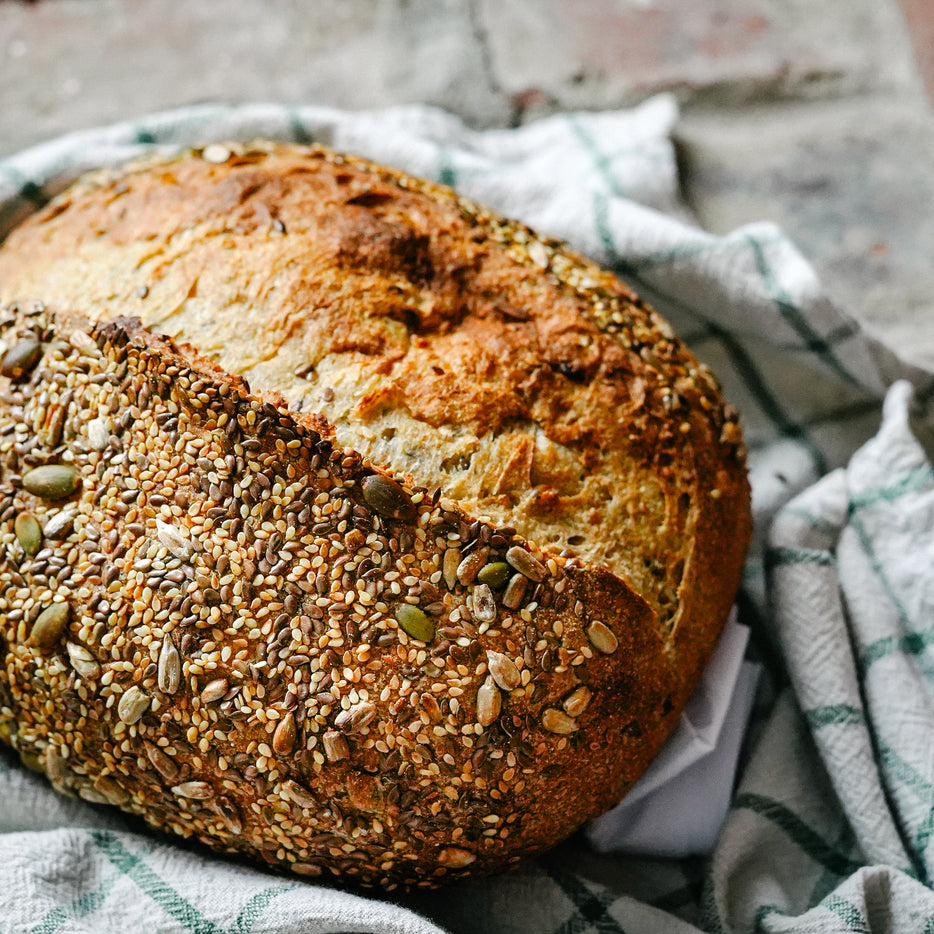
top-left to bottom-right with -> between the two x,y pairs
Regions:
0,144 -> 750,887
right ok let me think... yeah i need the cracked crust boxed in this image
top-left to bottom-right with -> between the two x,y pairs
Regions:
0,144 -> 750,886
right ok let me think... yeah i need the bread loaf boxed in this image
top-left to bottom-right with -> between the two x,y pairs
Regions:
0,143 -> 750,887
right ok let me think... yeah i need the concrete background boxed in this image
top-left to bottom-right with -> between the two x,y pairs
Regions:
0,0 -> 932,364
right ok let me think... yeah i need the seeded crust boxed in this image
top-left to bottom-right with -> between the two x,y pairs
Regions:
0,144 -> 750,887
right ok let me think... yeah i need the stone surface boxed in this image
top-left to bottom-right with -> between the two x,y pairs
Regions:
0,0 -> 932,365
677,97 -> 934,367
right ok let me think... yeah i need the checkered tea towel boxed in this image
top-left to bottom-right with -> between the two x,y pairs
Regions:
1,97 -> 933,934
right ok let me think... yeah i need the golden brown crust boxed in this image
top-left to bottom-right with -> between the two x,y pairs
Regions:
0,144 -> 751,886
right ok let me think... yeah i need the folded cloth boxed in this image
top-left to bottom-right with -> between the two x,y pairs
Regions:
587,612 -> 761,858
0,97 -> 933,934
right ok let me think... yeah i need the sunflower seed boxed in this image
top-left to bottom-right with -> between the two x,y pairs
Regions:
157,634 -> 181,694
69,329 -> 101,357
443,547 -> 460,590
94,775 -> 129,805
322,730 -> 349,762
145,743 -> 179,783
457,547 -> 488,585
66,642 -> 100,680
156,519 -> 193,560
472,583 -> 497,623
438,847 -> 476,868
542,708 -> 578,734
505,546 -> 545,582
334,700 -> 376,734
502,573 -> 527,610
282,779 -> 316,808
200,678 -> 228,704
22,465 -> 79,500
86,416 -> 111,451
30,604 -> 70,652
562,685 -> 592,718
486,651 -> 520,691
172,781 -> 214,800
586,620 -> 618,654
117,685 -> 150,724
476,678 -> 501,726
43,510 -> 75,540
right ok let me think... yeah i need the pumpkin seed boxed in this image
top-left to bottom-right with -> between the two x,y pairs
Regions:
14,512 -> 42,556
361,474 -> 415,521
28,603 -> 70,650
22,465 -> 79,500
395,603 -> 435,642
477,561 -> 510,589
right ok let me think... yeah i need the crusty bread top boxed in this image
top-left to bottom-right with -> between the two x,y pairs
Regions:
0,143 -> 748,643
0,143 -> 751,885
